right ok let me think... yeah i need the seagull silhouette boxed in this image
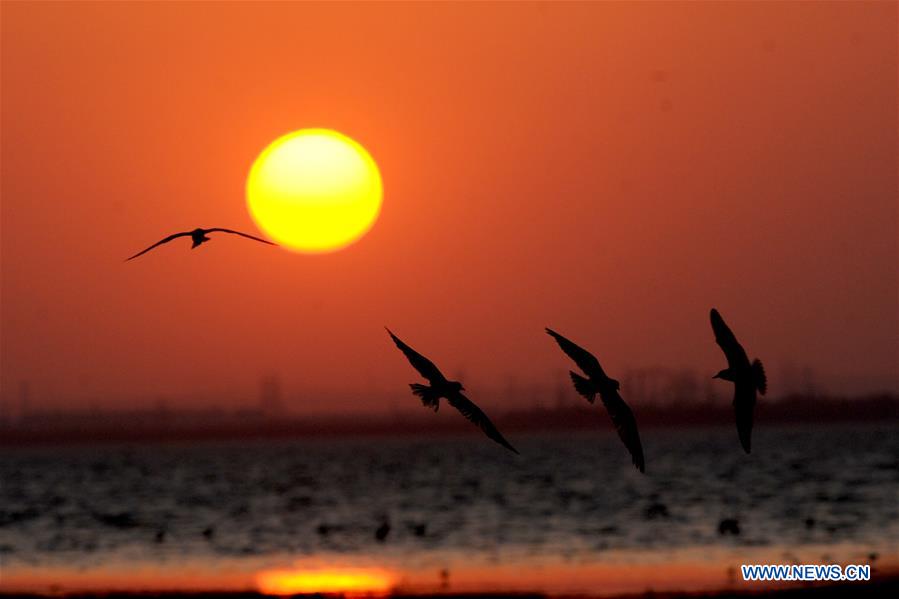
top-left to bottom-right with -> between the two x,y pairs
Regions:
385,328 -> 519,455
126,227 -> 274,261
709,308 -> 767,454
545,328 -> 645,472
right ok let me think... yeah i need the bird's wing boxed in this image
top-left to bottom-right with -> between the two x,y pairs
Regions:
710,309 -> 749,368
598,390 -> 645,473
545,328 -> 608,379
206,228 -> 276,245
126,232 -> 192,261
385,328 -> 448,384
447,392 -> 519,455
733,381 -> 756,454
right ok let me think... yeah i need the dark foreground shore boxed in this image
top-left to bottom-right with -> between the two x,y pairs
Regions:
3,577 -> 899,599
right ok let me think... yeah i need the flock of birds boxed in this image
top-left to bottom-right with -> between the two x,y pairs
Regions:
128,228 -> 767,473
385,314 -> 766,474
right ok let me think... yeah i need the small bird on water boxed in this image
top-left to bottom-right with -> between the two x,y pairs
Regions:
385,328 -> 519,455
126,227 -> 275,261
709,308 -> 767,454
545,327 -> 645,473
375,519 -> 391,542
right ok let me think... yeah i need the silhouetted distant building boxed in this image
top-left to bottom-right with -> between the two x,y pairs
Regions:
20,381 -> 31,422
260,374 -> 284,417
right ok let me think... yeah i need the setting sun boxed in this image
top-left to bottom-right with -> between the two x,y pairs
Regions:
246,129 -> 382,253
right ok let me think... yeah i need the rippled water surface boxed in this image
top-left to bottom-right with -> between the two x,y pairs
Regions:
1,424 -> 897,594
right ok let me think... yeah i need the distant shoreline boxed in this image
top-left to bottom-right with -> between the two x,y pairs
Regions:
1,393 -> 895,446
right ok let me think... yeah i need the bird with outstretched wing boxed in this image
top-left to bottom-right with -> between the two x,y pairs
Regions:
546,327 -> 645,473
710,308 -> 767,454
126,227 -> 274,261
386,328 -> 519,455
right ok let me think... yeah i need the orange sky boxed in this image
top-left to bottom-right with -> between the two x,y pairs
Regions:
1,2 -> 896,415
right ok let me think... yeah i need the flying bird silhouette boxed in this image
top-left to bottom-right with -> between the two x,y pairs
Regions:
385,328 -> 519,455
709,308 -> 767,454
126,227 -> 274,261
545,328 -> 645,472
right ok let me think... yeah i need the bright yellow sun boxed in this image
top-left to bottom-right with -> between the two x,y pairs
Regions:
246,129 -> 382,253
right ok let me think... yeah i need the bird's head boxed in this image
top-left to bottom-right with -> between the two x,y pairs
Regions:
449,381 -> 465,393
611,378 -> 621,391
713,369 -> 734,382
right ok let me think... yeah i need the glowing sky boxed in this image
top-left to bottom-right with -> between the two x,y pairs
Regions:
1,2 -> 896,414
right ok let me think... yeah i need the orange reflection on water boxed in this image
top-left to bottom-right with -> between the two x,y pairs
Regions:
257,567 -> 396,596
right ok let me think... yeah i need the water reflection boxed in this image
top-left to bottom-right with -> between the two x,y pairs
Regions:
257,567 -> 396,596
1,425 -> 897,595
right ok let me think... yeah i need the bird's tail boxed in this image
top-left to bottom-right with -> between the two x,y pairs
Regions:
752,359 -> 767,395
410,384 -> 440,411
569,372 -> 596,404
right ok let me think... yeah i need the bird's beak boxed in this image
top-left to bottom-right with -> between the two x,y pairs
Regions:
712,374 -> 720,379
